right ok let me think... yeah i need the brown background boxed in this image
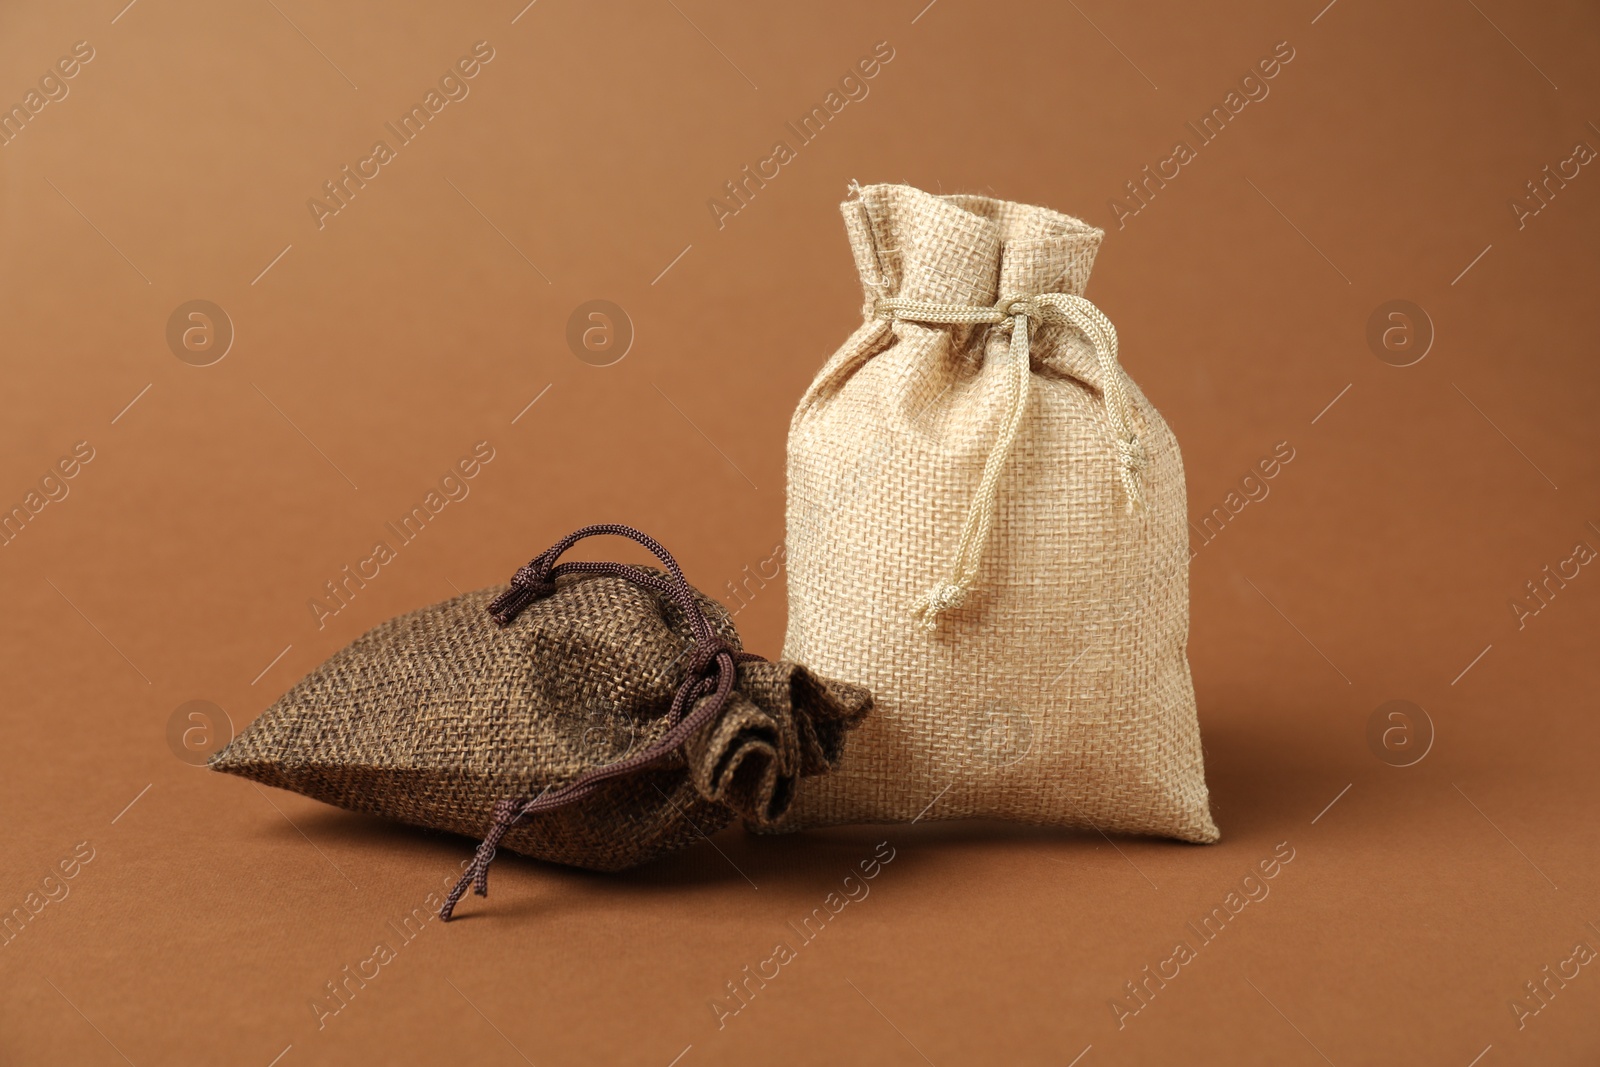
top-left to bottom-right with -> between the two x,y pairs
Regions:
2,0 -> 1598,1063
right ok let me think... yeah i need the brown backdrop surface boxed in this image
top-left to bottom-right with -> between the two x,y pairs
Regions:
2,1 -> 1598,1064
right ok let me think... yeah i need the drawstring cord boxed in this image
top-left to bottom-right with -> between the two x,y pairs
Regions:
440,524 -> 762,921
872,293 -> 1144,629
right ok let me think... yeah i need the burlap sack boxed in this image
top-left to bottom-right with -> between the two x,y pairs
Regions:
212,525 -> 872,917
777,183 -> 1217,843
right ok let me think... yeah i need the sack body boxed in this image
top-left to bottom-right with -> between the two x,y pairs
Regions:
212,526 -> 874,895
777,183 -> 1218,843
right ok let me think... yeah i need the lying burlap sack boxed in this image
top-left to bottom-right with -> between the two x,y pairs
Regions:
212,524 -> 873,918
776,182 -> 1218,843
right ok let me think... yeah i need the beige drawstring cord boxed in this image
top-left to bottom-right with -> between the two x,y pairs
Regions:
873,292 -> 1145,629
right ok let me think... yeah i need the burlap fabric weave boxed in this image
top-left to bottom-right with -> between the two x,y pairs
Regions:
775,182 -> 1218,843
213,568 -> 873,871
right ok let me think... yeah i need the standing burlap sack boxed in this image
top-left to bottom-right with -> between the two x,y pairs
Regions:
776,183 -> 1218,843
212,525 -> 872,918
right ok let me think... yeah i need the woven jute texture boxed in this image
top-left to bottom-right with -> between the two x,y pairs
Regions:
774,182 -> 1218,843
212,572 -> 873,871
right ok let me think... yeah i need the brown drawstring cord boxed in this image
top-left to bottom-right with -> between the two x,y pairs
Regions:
441,524 -> 763,921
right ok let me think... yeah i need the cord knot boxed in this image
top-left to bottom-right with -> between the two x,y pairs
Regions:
488,564 -> 558,625
1114,435 -> 1147,511
1115,434 -> 1146,473
686,636 -> 734,677
441,796 -> 525,921
912,580 -> 972,630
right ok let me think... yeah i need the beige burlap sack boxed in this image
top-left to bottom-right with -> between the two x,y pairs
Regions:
775,182 -> 1218,843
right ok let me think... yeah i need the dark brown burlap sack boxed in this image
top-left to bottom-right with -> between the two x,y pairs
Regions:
211,524 -> 872,918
